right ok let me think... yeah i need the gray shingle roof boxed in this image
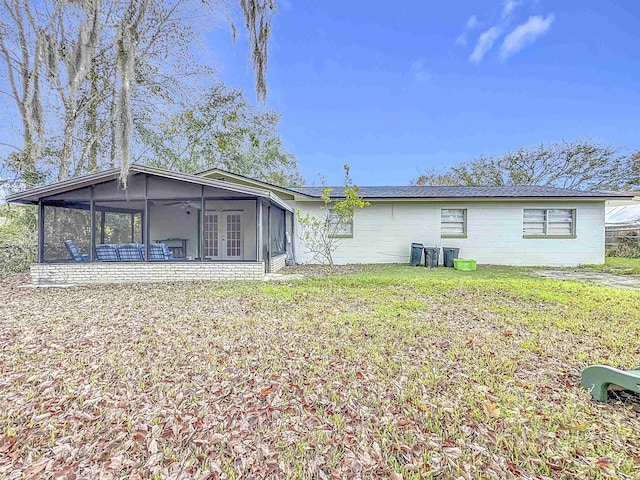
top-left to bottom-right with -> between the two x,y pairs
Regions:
288,185 -> 629,199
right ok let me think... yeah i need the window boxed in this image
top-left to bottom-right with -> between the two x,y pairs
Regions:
328,209 -> 353,238
523,209 -> 575,237
441,209 -> 467,237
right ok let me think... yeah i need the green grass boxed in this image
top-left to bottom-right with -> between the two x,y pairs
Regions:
1,266 -> 639,479
580,256 -> 640,274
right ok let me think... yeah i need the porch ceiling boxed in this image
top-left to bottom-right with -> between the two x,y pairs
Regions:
6,164 -> 293,213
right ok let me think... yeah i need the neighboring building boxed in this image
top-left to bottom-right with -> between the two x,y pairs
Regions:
606,190 -> 640,207
6,165 -> 631,284
0,179 -> 7,205
605,191 -> 640,252
0,179 -> 8,227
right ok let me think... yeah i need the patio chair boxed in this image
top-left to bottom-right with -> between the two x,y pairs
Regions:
147,243 -> 175,261
64,240 -> 89,262
95,244 -> 120,262
581,365 -> 640,402
160,243 -> 175,260
116,243 -> 144,261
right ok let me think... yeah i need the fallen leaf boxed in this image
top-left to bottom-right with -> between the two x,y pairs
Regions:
53,467 -> 76,480
547,462 -> 562,471
483,400 -> 500,418
572,420 -> 587,431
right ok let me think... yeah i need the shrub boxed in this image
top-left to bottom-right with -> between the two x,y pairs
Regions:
0,205 -> 37,273
297,165 -> 369,266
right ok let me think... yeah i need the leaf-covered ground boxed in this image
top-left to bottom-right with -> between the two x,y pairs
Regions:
1,266 -> 639,479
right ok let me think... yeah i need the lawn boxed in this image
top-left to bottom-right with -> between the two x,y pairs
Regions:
582,257 -> 640,275
1,266 -> 639,479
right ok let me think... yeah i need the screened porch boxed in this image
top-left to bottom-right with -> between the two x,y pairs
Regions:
9,165 -> 294,276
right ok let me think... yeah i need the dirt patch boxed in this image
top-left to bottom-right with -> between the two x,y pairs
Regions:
530,270 -> 640,290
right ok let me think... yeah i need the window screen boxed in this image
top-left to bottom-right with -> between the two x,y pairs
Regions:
441,209 -> 467,236
270,207 -> 286,255
43,204 -> 91,261
523,209 -> 575,236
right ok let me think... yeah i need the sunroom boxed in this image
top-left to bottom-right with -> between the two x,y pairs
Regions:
6,165 -> 294,284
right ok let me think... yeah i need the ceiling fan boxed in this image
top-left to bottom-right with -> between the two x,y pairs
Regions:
163,200 -> 201,214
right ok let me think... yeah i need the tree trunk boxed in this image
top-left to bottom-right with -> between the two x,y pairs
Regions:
58,110 -> 75,181
108,90 -> 117,168
87,64 -> 99,172
20,117 -> 39,187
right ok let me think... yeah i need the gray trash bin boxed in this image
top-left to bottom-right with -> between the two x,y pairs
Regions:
410,243 -> 424,266
443,247 -> 460,268
424,247 -> 439,268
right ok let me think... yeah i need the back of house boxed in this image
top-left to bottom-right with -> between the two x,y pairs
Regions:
201,168 -> 631,267
7,165 -> 633,286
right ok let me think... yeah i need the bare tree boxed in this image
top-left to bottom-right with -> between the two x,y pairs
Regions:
0,0 -> 279,186
39,1 -> 101,181
412,139 -> 639,191
0,0 -> 54,185
411,167 -> 459,186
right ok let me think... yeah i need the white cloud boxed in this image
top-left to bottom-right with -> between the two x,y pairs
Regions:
411,59 -> 431,82
469,27 -> 500,64
500,14 -> 554,59
502,0 -> 523,19
455,15 -> 479,46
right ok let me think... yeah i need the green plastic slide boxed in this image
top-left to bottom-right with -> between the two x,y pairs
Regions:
580,365 -> 640,402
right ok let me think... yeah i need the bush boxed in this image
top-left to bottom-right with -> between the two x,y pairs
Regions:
606,231 -> 640,258
0,205 -> 37,273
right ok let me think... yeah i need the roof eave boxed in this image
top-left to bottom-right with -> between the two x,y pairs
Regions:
6,168 -> 121,204
198,167 -> 314,199
6,164 -> 294,212
294,195 -> 625,201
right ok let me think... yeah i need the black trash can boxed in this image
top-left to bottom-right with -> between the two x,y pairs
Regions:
443,247 -> 460,268
424,247 -> 440,268
410,243 -> 424,266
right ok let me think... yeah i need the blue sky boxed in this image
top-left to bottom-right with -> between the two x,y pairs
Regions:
208,1 -> 640,186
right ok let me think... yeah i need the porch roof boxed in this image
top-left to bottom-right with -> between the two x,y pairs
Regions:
6,164 -> 294,213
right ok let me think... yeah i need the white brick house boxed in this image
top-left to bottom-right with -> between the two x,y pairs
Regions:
7,165 -> 630,284
201,169 -> 630,268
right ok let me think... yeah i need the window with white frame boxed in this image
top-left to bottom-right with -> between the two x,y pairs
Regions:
523,209 -> 575,237
328,209 -> 353,238
441,209 -> 467,237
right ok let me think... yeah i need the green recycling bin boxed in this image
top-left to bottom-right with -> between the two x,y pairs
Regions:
423,247 -> 439,268
410,243 -> 424,266
443,247 -> 460,268
454,258 -> 476,271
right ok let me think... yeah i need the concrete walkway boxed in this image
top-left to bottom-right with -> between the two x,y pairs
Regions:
530,270 -> 640,290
